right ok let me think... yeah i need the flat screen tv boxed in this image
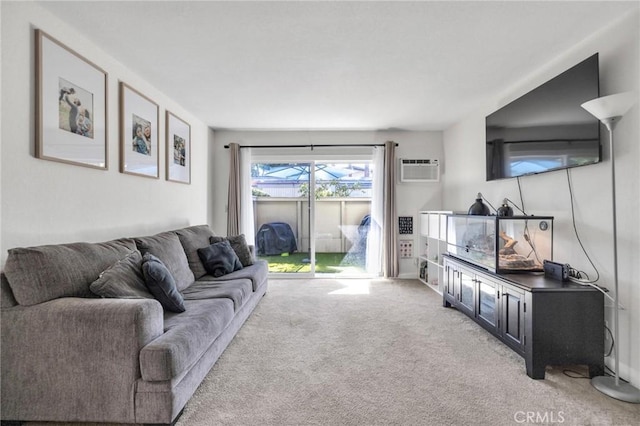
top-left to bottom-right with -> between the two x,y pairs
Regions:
486,54 -> 600,181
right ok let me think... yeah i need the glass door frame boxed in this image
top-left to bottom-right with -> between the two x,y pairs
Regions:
251,160 -> 315,278
251,153 -> 375,278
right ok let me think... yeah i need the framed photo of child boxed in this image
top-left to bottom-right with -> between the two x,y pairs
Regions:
165,111 -> 191,184
35,29 -> 108,169
119,82 -> 159,178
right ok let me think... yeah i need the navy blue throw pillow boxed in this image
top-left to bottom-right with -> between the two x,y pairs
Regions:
198,240 -> 243,277
141,253 -> 186,313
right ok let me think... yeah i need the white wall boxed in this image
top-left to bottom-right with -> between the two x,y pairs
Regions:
212,130 -> 443,277
443,10 -> 640,387
1,2 -> 212,265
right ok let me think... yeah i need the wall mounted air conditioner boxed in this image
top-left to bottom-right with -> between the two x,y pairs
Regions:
399,159 -> 440,182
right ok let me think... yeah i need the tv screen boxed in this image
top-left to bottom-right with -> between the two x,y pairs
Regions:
486,54 -> 600,181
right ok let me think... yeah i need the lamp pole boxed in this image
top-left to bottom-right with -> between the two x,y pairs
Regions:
604,117 -> 620,388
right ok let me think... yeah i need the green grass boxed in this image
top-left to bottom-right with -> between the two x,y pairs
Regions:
258,252 -> 366,274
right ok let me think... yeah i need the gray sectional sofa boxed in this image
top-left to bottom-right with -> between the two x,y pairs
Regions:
0,224 -> 268,424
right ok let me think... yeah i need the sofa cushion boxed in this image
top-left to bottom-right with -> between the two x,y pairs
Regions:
174,225 -> 216,280
197,240 -> 243,277
182,279 -> 252,311
1,273 -> 17,308
4,238 -> 137,306
141,253 -> 185,313
90,250 -> 153,300
210,234 -> 254,267
134,232 -> 194,291
139,298 -> 234,381
198,259 -> 268,292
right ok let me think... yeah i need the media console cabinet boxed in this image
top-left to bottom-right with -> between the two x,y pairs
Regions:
442,254 -> 605,379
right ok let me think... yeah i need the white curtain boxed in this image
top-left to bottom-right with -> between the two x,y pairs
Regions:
366,146 -> 384,276
240,148 -> 255,245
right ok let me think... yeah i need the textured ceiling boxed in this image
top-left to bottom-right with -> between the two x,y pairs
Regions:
37,1 -> 638,131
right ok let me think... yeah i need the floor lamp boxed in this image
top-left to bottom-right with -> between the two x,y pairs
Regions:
581,91 -> 640,403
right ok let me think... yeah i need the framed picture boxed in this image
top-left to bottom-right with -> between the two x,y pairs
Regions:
165,111 -> 191,184
35,29 -> 108,169
398,216 -> 413,234
119,82 -> 159,178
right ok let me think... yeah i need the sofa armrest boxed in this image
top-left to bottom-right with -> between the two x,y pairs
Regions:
1,297 -> 164,423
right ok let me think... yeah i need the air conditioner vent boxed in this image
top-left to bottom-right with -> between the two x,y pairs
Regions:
399,159 -> 440,182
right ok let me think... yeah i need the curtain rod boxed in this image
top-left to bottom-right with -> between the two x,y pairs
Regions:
224,142 -> 398,149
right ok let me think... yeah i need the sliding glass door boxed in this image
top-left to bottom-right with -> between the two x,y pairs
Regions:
313,162 -> 371,276
251,160 -> 377,277
252,162 -> 312,275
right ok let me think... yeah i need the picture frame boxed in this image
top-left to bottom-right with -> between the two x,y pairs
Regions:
119,82 -> 159,178
165,111 -> 191,184
35,29 -> 108,169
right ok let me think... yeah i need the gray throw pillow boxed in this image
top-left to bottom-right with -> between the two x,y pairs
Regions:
210,234 -> 254,267
174,225 -> 217,280
134,231 -> 195,291
141,253 -> 185,313
90,250 -> 154,299
198,240 -> 243,277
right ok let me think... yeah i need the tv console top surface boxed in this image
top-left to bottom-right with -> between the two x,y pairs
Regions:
445,254 -> 606,293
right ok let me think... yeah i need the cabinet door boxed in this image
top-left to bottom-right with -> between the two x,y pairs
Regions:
477,278 -> 499,330
501,285 -> 525,353
444,263 -> 457,305
458,267 -> 475,316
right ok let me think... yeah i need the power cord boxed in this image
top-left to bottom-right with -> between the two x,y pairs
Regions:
517,176 -> 526,214
566,169 -> 600,284
504,198 -> 527,215
480,193 -> 497,214
565,170 -> 621,306
563,369 -> 590,379
568,266 -> 588,280
568,276 -> 619,306
603,365 -> 632,383
605,324 -> 614,357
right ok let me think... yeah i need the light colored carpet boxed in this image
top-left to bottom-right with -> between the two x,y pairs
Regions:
176,278 -> 640,426
21,278 -> 639,425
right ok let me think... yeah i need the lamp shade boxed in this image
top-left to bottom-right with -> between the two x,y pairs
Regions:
581,91 -> 637,121
497,199 -> 514,217
468,192 -> 490,215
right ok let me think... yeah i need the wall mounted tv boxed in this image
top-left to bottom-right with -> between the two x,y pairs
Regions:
486,53 -> 600,181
